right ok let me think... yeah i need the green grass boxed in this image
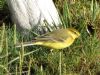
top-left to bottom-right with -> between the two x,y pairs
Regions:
0,0 -> 100,75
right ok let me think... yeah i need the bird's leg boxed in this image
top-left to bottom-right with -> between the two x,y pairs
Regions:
50,49 -> 54,55
59,51 -> 62,75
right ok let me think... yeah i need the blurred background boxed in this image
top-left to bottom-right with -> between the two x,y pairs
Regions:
0,0 -> 100,75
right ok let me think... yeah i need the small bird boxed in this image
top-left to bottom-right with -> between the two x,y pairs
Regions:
16,28 -> 80,49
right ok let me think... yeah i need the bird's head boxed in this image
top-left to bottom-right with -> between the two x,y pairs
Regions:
67,28 -> 80,39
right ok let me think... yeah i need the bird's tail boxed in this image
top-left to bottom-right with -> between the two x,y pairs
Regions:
15,39 -> 44,48
15,41 -> 35,48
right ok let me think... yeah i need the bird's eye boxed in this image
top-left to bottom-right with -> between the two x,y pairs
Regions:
69,29 -> 80,36
73,31 -> 78,35
70,29 -> 78,34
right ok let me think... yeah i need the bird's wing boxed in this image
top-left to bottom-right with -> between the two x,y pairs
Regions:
34,29 -> 70,43
34,35 -> 65,43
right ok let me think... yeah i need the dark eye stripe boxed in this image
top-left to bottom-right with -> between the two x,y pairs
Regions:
70,29 -> 78,35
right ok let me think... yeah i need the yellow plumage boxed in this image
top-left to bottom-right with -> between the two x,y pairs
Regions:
16,28 -> 80,49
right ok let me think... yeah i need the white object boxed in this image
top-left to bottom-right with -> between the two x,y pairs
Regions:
7,0 -> 61,34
